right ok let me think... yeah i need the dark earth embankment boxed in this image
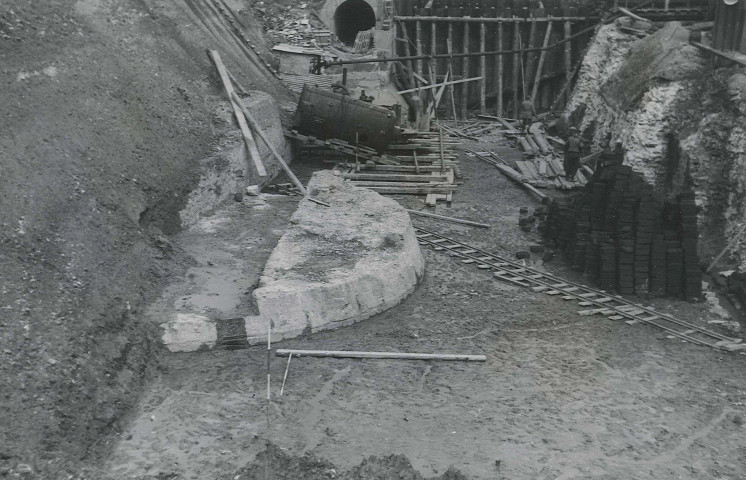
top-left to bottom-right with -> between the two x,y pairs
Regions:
0,0 -> 293,476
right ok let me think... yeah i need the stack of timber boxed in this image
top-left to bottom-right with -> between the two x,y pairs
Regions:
279,73 -> 334,94
285,130 -> 401,165
542,155 -> 702,300
333,130 -> 461,205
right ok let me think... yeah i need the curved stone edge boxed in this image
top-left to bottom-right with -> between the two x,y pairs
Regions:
243,221 -> 425,345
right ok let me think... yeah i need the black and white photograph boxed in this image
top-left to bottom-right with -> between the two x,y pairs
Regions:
1,0 -> 746,478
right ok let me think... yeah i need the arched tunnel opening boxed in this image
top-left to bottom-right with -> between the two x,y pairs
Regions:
333,0 -> 376,46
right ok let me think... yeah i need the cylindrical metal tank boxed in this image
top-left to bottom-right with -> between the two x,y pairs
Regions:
293,84 -> 400,153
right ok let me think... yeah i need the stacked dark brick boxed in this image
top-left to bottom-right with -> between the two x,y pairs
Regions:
542,157 -> 702,299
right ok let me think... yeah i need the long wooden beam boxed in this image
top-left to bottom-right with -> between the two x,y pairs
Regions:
397,76 -> 482,94
230,92 -> 304,194
276,349 -> 487,362
208,50 -> 266,177
394,16 -> 597,23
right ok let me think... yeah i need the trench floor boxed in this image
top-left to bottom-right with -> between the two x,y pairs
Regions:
102,135 -> 746,480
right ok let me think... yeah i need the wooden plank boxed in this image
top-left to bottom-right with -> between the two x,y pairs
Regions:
208,50 -> 266,177
515,160 -> 535,180
617,6 -> 649,22
341,173 -> 448,182
348,181 -> 456,188
276,348 -> 487,362
358,186 -> 457,194
406,209 -> 490,228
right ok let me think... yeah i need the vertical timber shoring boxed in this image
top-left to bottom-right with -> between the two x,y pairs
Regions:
564,20 -> 572,107
415,19 -> 423,79
447,21 -> 457,121
431,19 -> 437,87
525,19 -> 538,94
496,21 -> 504,116
480,22 -> 486,114
512,22 -> 520,118
401,21 -> 416,89
531,21 -> 552,105
461,21 -> 470,119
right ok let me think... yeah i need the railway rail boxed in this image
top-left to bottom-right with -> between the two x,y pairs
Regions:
414,226 -> 744,352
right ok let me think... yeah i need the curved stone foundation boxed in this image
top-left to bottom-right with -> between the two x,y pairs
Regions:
244,171 -> 425,343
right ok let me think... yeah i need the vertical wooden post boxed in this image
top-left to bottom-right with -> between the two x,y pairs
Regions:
525,20 -> 538,90
416,20 -> 423,78
461,21 -> 470,119
479,22 -> 486,114
431,20 -> 437,86
496,21 -> 504,117
531,21 -> 552,105
401,21 -> 416,89
512,22 -> 520,118
447,22 -> 457,122
564,21 -> 572,107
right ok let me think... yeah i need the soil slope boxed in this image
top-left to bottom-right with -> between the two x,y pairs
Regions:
0,0 -> 292,476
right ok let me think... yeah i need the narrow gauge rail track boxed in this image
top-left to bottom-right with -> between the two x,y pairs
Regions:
414,226 -> 744,352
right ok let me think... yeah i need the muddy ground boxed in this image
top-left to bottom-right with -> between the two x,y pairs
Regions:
96,137 -> 746,480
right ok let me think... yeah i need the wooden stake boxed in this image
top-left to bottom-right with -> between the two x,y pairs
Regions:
230,92 -> 306,195
406,209 -> 491,228
461,21 -> 470,119
496,21 -> 504,116
531,21 -> 553,104
208,50 -> 266,177
479,22 -> 486,114
439,124 -> 445,173
564,21 -> 572,106
279,353 -> 292,396
276,349 -> 487,362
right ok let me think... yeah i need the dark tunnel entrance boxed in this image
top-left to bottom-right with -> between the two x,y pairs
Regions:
333,0 -> 376,46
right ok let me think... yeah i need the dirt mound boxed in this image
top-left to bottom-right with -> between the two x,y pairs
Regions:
224,444 -> 468,480
0,0 -> 292,476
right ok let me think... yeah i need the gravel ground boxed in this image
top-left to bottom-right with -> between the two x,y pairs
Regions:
98,136 -> 746,480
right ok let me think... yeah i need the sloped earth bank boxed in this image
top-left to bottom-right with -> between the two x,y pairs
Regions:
566,19 -> 746,290
0,0 -> 294,477
100,146 -> 745,480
